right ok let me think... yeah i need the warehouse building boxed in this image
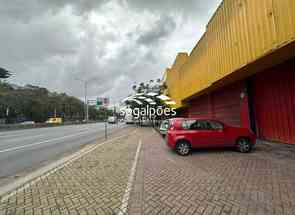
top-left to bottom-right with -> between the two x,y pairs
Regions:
164,0 -> 295,144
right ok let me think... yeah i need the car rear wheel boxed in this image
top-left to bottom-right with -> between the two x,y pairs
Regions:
176,141 -> 191,156
237,138 -> 252,153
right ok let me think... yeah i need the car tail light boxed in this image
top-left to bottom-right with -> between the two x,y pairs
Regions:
168,121 -> 175,130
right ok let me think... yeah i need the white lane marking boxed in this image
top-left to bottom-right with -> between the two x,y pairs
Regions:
0,126 -> 73,138
0,124 -> 122,152
0,130 -> 97,154
1,129 -> 138,202
3,134 -> 45,142
0,123 -> 104,138
1,128 -> 91,144
0,126 -> 94,137
118,139 -> 142,215
0,133 -> 36,138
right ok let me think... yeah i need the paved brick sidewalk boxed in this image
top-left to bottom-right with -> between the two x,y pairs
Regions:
129,128 -> 295,215
1,127 -> 295,215
0,128 -> 140,215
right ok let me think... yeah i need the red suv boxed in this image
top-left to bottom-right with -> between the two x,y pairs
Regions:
166,118 -> 256,156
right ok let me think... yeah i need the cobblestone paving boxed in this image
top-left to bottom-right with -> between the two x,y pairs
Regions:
0,128 -> 139,215
130,128 -> 295,215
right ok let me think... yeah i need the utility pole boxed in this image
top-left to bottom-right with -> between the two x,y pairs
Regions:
6,107 -> 9,124
6,107 -> 9,117
105,108 -> 107,140
76,78 -> 89,123
85,81 -> 89,122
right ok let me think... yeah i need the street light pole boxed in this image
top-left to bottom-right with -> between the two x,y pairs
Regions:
84,81 -> 89,122
75,78 -> 89,123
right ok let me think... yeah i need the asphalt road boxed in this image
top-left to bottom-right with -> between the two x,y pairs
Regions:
0,122 -> 127,182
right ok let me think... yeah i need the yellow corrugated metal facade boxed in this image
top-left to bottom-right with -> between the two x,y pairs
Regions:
165,53 -> 189,109
164,0 -> 295,109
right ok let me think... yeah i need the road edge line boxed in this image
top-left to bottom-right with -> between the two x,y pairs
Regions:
0,129 -> 137,201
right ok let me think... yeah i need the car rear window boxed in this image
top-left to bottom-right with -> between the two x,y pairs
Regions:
208,121 -> 224,130
182,120 -> 196,130
182,120 -> 224,130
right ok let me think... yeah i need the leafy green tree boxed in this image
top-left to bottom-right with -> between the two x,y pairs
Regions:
0,82 -> 106,123
0,67 -> 11,79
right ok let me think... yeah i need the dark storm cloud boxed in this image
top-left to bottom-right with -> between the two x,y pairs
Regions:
126,0 -> 221,20
46,0 -> 107,14
0,0 -> 106,21
137,15 -> 177,46
0,13 -> 80,64
0,0 -> 221,103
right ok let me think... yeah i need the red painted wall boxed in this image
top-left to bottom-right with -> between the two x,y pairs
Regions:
211,82 -> 246,127
188,94 -> 212,118
177,108 -> 189,118
253,60 -> 295,144
188,81 -> 251,128
186,59 -> 295,144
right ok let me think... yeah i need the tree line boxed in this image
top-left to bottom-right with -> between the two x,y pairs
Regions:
0,68 -> 111,123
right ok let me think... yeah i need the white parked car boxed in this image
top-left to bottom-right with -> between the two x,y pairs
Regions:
108,116 -> 117,124
20,121 -> 35,125
140,117 -> 151,127
159,120 -> 170,136
125,114 -> 134,124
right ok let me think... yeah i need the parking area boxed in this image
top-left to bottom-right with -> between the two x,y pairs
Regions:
1,127 -> 295,215
130,128 -> 295,215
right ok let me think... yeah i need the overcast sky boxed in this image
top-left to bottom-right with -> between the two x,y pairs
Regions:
0,0 -> 221,103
